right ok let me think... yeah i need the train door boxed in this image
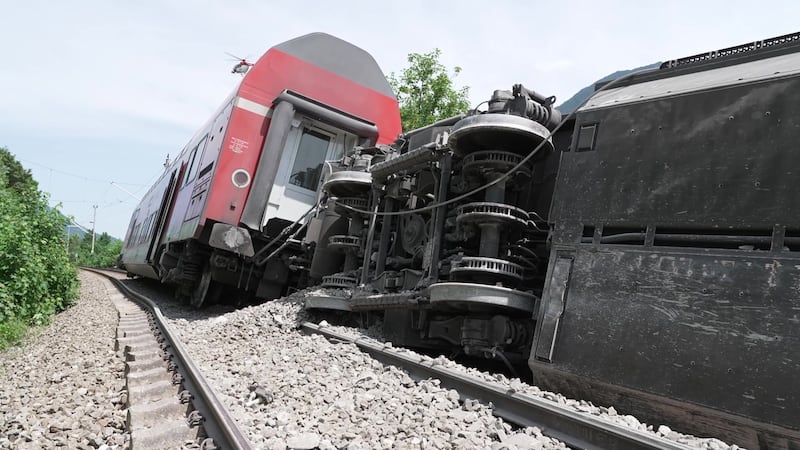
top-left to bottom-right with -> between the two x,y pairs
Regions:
263,117 -> 355,224
146,169 -> 179,263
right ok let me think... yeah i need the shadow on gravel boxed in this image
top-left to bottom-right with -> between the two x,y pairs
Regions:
117,277 -> 246,323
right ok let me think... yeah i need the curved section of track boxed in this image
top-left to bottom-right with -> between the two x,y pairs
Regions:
86,268 -> 254,450
301,322 -> 692,450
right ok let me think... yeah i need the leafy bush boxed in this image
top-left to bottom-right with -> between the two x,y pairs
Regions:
72,232 -> 122,268
0,148 -> 78,349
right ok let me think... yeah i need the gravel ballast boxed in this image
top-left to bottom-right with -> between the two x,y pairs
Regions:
128,283 -> 565,449
0,272 -> 129,449
321,323 -> 739,450
122,277 -> 741,450
0,270 -> 743,449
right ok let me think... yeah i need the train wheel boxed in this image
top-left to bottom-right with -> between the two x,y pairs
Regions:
190,264 -> 213,308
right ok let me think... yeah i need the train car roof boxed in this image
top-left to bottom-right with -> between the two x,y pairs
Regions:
273,33 -> 395,98
236,32 -> 401,144
581,32 -> 800,112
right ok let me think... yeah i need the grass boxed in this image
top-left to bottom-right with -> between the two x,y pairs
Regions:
0,317 -> 29,351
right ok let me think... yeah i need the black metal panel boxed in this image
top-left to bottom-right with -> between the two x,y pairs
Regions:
551,76 -> 800,229
533,255 -> 572,362
532,244 -> 800,430
518,121 -> 572,220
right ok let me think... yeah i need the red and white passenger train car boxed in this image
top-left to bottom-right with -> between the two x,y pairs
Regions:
121,33 -> 401,306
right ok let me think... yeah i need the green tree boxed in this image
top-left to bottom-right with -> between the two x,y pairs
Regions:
66,232 -> 82,262
0,147 -> 78,349
75,232 -> 122,267
0,147 -> 37,195
389,49 -> 471,132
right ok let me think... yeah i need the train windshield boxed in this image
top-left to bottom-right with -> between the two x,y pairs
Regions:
289,128 -> 331,191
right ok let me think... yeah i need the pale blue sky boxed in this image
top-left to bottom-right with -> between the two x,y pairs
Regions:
1,1 -> 796,238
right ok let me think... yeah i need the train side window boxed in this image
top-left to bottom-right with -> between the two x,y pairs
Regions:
197,162 -> 214,179
183,148 -> 197,185
125,211 -> 139,246
144,213 -> 155,240
289,128 -> 332,191
184,136 -> 208,186
132,224 -> 141,245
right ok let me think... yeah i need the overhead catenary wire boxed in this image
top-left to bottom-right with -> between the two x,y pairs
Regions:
54,199 -> 127,208
20,158 -> 147,187
334,71 -> 639,218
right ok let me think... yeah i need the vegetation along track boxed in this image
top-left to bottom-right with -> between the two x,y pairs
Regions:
86,268 -> 254,449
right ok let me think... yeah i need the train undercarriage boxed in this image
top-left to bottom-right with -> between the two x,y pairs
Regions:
294,84 -> 560,369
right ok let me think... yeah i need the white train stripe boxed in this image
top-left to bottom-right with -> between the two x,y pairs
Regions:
235,97 -> 272,117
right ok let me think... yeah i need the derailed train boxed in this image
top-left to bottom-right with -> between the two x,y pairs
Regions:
122,32 -> 800,448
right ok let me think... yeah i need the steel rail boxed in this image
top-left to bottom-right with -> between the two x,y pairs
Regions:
301,321 -> 693,450
87,269 -> 254,450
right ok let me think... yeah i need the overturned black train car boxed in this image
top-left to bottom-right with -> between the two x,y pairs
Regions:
299,33 -> 800,448
529,35 -> 800,448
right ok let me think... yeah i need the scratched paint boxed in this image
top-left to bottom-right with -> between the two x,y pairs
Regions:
535,244 -> 800,431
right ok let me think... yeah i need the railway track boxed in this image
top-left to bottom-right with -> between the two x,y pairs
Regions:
90,268 -> 723,449
300,322 -> 692,450
86,268 -> 253,450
